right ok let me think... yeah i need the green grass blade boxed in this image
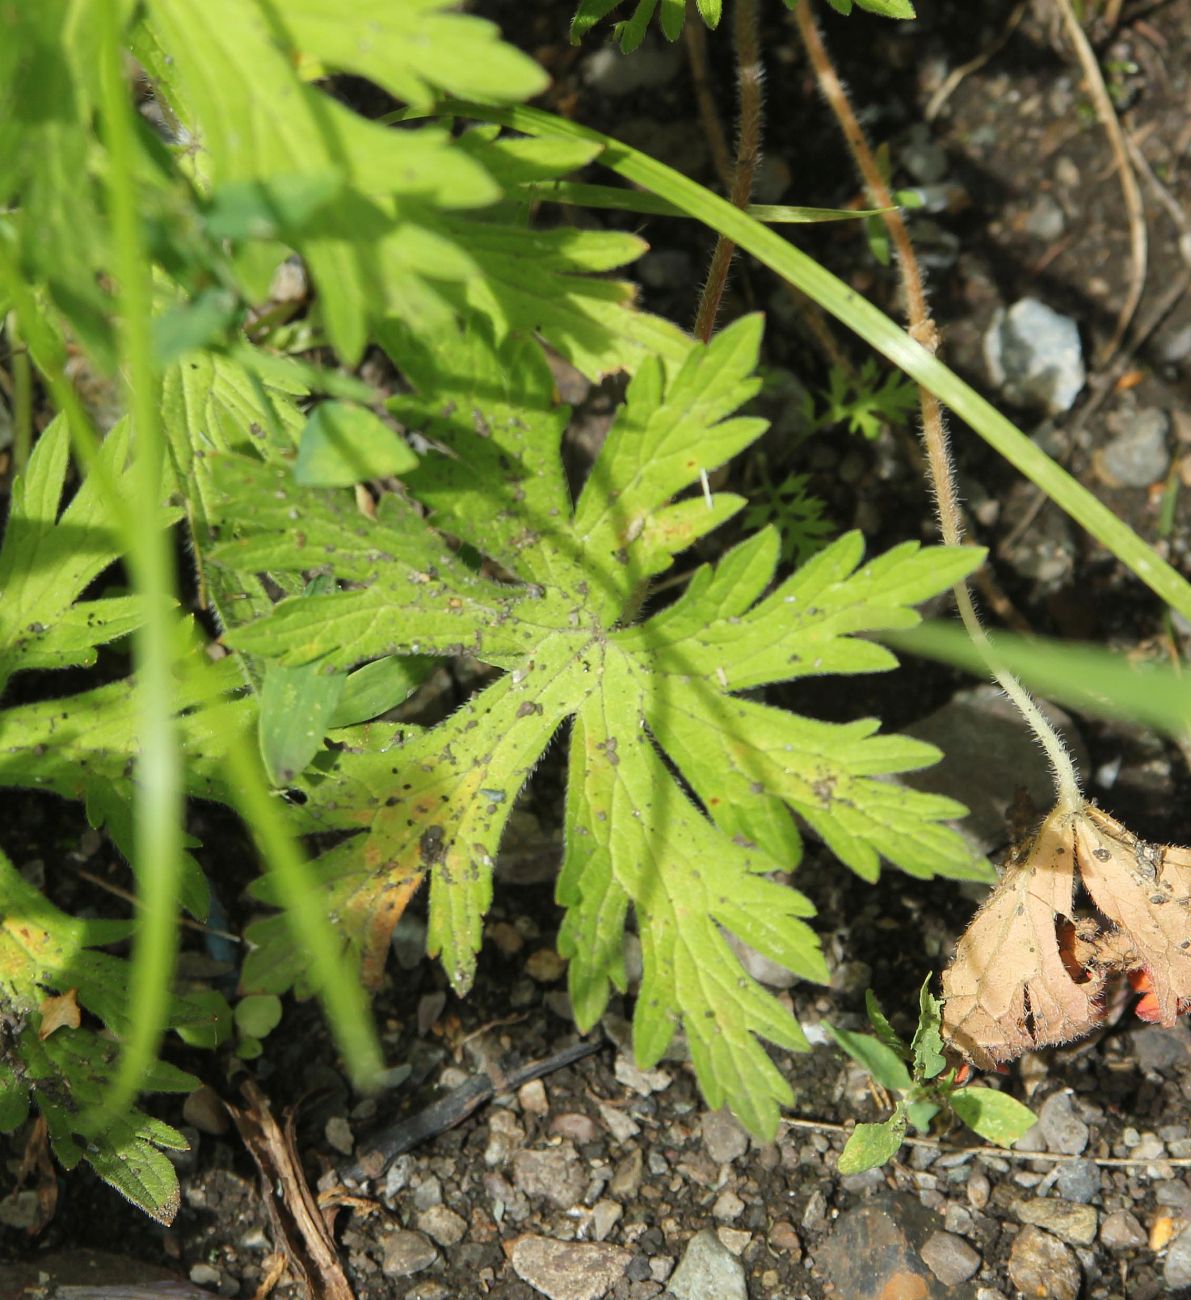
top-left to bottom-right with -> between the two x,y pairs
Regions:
83,0 -> 181,1137
438,100 -> 1191,625
888,621 -> 1191,740
521,180 -> 891,224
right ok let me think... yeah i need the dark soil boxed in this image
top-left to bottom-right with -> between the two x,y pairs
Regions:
4,2 -> 1191,1297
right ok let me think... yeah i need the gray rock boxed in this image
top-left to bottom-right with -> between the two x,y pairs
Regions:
901,685 -> 1088,857
512,1144 -> 588,1208
920,1230 -> 980,1285
1025,194 -> 1066,242
1054,1158 -> 1100,1204
801,1188 -> 829,1232
417,1204 -> 467,1248
1013,1198 -> 1097,1247
507,1236 -> 632,1300
183,1084 -> 230,1136
0,1191 -> 44,1231
668,1228 -> 748,1300
1007,1226 -> 1080,1300
1099,1209 -> 1146,1250
592,1199 -> 623,1241
712,1188 -> 745,1222
484,1110 -> 526,1167
381,1230 -> 437,1278
610,1146 -> 644,1198
324,1115 -> 354,1156
984,298 -> 1085,415
583,44 -> 681,96
1131,1022 -> 1191,1072
966,1170 -> 991,1210
1157,321 -> 1191,368
1038,1091 -> 1090,1156
1096,408 -> 1170,488
1166,1226 -> 1191,1290
701,1109 -> 750,1165
899,123 -> 949,184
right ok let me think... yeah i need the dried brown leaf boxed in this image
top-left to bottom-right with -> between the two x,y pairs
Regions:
1074,806 -> 1191,1026
942,809 -> 1104,1069
37,988 -> 81,1040
943,802 -> 1191,1068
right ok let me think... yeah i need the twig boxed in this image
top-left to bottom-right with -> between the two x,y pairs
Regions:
77,866 -> 241,944
693,0 -> 763,342
925,0 -> 1028,122
1053,0 -> 1148,368
780,1114 -> 1191,1167
1123,129 -> 1191,255
793,0 -> 1083,812
683,6 -> 733,190
339,1036 -> 607,1183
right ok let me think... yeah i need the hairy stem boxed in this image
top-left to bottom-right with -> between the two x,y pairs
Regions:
693,0 -> 763,342
792,0 -> 1082,813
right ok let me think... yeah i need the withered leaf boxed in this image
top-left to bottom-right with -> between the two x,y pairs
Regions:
1074,806 -> 1191,1027
942,809 -> 1104,1070
37,988 -> 81,1040
943,803 -> 1191,1069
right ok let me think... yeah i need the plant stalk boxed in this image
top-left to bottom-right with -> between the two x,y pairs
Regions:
693,0 -> 764,342
792,0 -> 1082,812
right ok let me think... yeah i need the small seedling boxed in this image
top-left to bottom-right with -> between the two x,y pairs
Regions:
824,981 -> 1036,1174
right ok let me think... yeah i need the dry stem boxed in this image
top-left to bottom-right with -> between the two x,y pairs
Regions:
792,0 -> 1082,812
1053,0 -> 1147,366
693,0 -> 764,343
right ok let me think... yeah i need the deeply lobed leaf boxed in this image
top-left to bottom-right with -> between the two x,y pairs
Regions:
199,316 -> 986,1135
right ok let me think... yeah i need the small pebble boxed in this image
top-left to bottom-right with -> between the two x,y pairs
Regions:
920,1229 -> 981,1286
517,1079 -> 548,1116
1095,408 -> 1170,489
1054,1158 -> 1100,1204
526,948 -> 566,982
512,1145 -> 587,1209
183,1085 -> 230,1137
417,1204 -> 467,1248
1166,1226 -> 1191,1290
701,1109 -> 749,1165
506,1236 -> 633,1300
769,1221 -> 801,1259
984,297 -> 1085,415
381,1229 -> 437,1278
324,1116 -> 354,1156
189,1264 -> 221,1287
712,1189 -> 745,1222
967,1170 -> 991,1210
716,1227 -> 751,1257
1099,1209 -> 1146,1250
1014,1197 -> 1097,1247
1007,1226 -> 1081,1300
592,1199 -> 623,1241
550,1112 -> 598,1144
1037,1091 -> 1088,1156
667,1228 -> 747,1300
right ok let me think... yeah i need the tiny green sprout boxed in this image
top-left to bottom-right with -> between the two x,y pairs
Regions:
824,977 -> 1037,1174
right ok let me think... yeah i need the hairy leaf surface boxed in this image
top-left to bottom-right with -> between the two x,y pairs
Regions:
203,315 -> 985,1134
